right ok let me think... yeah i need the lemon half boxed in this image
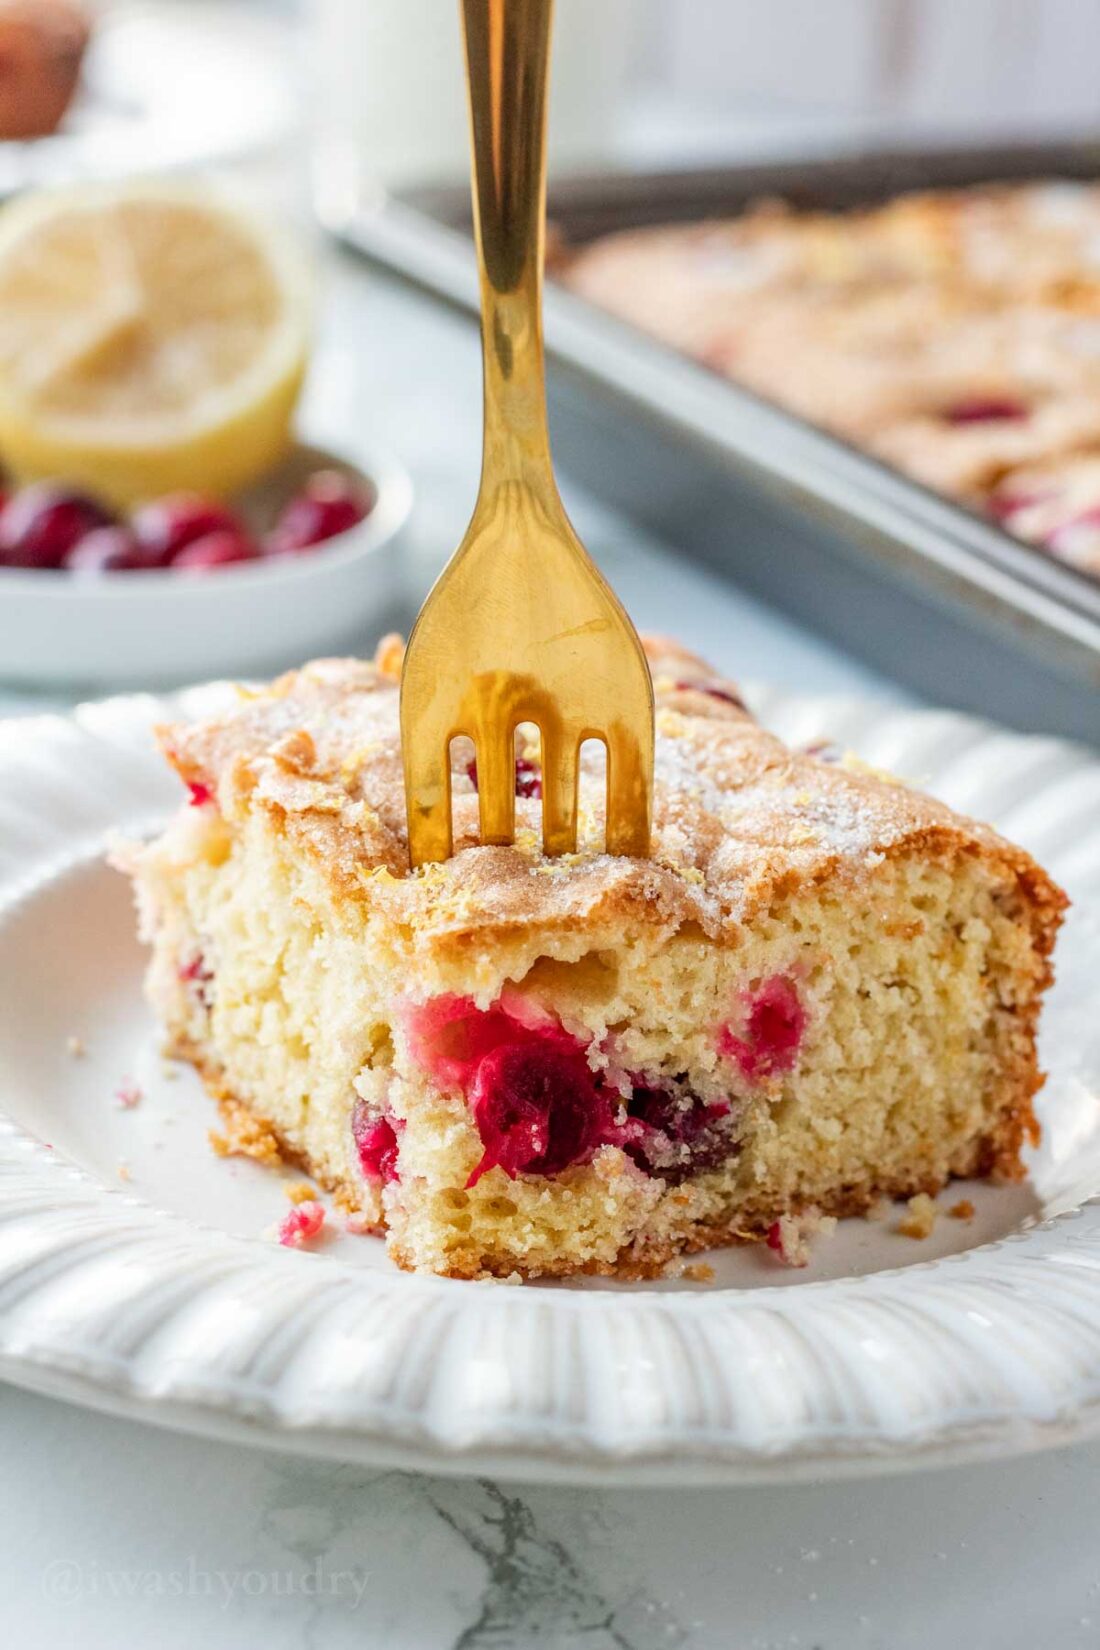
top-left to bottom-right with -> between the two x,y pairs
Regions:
0,182 -> 310,506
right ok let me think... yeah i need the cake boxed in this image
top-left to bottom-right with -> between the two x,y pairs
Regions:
560,182 -> 1100,582
988,453 -> 1100,577
0,0 -> 88,140
117,635 -> 1066,1278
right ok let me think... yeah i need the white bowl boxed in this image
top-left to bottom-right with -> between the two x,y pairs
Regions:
0,441 -> 412,688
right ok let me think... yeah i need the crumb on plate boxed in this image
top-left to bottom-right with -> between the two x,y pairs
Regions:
897,1192 -> 939,1239
681,1262 -> 716,1284
276,1200 -> 326,1248
766,1207 -> 838,1268
209,1095 -> 283,1167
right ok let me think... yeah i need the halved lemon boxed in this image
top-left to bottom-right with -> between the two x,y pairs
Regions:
0,182 -> 310,506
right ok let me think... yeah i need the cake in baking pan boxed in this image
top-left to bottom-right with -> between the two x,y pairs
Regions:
563,182 -> 1100,579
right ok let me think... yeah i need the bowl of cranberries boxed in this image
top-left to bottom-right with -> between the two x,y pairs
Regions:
0,441 -> 412,685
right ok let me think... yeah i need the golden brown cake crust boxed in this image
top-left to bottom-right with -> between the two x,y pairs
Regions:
157,635 -> 1066,966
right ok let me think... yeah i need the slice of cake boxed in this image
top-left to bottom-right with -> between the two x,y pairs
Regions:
117,637 -> 1066,1279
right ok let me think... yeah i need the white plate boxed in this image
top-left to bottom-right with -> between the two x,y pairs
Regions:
0,687 -> 1097,1485
0,4 -> 297,197
0,440 -> 412,688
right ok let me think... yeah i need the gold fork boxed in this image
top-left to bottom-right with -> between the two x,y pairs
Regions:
400,0 -> 654,868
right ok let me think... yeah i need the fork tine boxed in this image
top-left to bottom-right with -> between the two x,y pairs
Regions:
401,693 -> 454,868
605,720 -> 652,858
475,721 -> 517,847
541,728 -> 579,856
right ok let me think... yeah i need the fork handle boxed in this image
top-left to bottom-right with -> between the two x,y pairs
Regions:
460,0 -> 556,495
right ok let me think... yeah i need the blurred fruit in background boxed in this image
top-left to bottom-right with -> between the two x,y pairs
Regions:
0,179 -> 310,507
0,470 -> 375,576
0,479 -> 107,567
267,469 -> 374,556
0,0 -> 88,141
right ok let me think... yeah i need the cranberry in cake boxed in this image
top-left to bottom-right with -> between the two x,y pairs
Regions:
116,636 -> 1066,1278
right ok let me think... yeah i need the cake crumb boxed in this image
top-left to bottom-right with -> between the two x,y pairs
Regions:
161,1063 -> 181,1082
345,1211 -> 378,1236
117,1161 -> 132,1182
115,1081 -> 142,1110
897,1192 -> 939,1239
209,1096 -> 283,1167
66,1035 -> 86,1058
766,1208 -> 837,1267
949,1198 -> 976,1221
682,1262 -> 715,1284
275,1200 -> 326,1249
332,1184 -> 360,1215
283,1180 -> 317,1205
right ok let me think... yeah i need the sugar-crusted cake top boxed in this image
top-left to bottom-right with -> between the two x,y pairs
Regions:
157,636 -> 1058,950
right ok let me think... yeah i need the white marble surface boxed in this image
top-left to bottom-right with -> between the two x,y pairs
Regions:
3,251 -> 1093,1650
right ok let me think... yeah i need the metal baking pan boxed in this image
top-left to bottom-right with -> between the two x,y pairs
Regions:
323,141 -> 1100,745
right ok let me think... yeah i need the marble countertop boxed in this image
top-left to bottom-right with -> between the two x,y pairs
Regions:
1,250 -> 1093,1650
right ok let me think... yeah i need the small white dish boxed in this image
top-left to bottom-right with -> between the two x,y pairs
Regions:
0,440 -> 412,689
0,688 -> 1096,1484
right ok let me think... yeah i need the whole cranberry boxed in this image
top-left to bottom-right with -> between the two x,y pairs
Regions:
172,529 -> 260,571
0,484 -> 113,569
267,469 -> 373,555
65,526 -> 160,574
132,493 -> 246,566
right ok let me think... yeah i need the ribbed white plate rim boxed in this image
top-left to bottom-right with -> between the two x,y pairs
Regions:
0,682 -> 1096,1485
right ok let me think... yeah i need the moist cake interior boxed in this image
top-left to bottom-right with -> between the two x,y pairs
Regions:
118,638 -> 1065,1279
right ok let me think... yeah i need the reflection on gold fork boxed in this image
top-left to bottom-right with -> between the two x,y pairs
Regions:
400,0 -> 654,868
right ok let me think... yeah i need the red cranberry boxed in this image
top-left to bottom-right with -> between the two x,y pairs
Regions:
403,994 -> 525,1089
65,526 -> 159,574
465,756 -> 543,799
514,757 -> 542,798
187,781 -> 214,807
172,530 -> 260,571
0,484 -> 113,569
403,994 -> 623,1186
943,397 -> 1028,426
267,469 -> 372,555
178,950 -> 212,1008
351,1101 -> 402,1184
720,975 -> 806,1081
625,1080 -> 732,1180
132,493 -> 245,565
467,1039 -> 612,1186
